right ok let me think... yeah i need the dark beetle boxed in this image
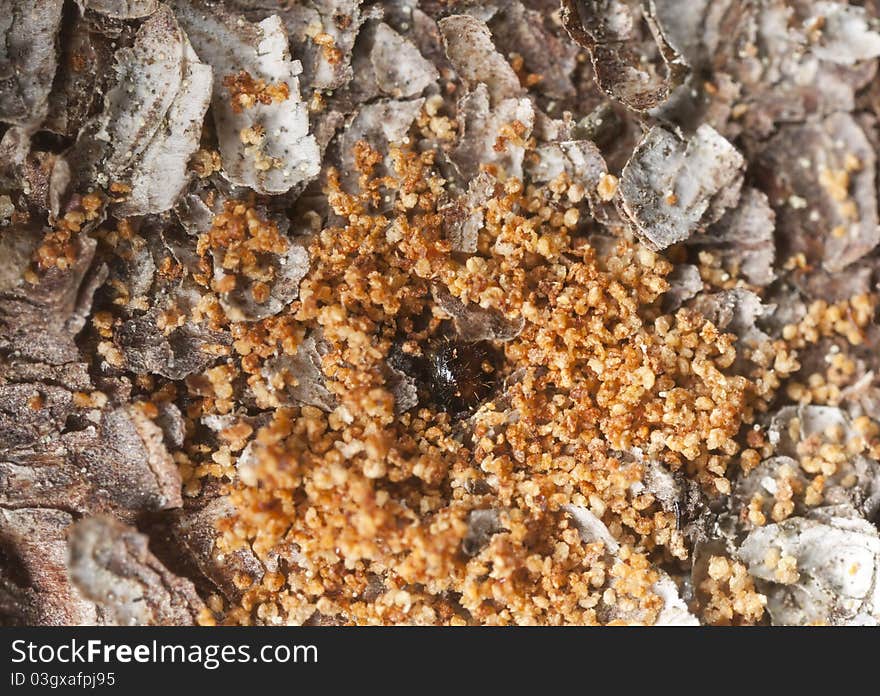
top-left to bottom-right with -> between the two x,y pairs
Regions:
428,338 -> 499,418
390,336 -> 499,419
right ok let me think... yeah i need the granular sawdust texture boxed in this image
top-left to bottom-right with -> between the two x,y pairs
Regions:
200,149 -> 753,625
